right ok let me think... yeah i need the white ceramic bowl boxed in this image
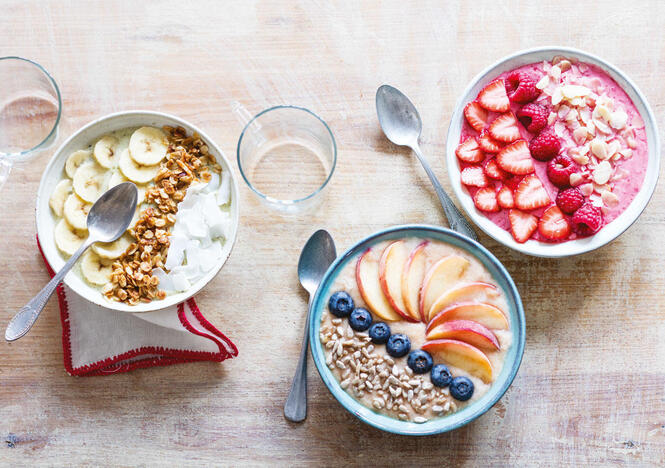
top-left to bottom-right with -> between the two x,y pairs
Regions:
446,47 -> 660,257
36,110 -> 240,313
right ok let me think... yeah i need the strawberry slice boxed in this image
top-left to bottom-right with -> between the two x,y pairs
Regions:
514,174 -> 551,210
497,186 -> 514,209
477,79 -> 510,112
478,130 -> 502,153
473,187 -> 499,212
460,166 -> 488,188
508,209 -> 538,243
489,113 -> 521,143
496,140 -> 534,175
455,137 -> 484,163
483,158 -> 508,180
538,206 -> 571,240
464,102 -> 488,132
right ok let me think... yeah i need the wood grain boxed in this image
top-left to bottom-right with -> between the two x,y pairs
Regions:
1,0 -> 664,466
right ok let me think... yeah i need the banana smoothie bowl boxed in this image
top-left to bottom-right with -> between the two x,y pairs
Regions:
36,111 -> 240,313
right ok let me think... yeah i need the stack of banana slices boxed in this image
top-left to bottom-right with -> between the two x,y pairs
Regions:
49,126 -> 170,286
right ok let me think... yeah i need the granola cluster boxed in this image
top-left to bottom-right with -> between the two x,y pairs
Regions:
102,126 -> 220,305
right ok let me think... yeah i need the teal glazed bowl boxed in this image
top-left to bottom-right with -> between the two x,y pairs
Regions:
309,225 -> 526,435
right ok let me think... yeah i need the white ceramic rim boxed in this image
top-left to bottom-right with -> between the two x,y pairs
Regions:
36,110 -> 240,313
446,46 -> 660,257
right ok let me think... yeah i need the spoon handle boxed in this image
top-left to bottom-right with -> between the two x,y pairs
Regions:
283,294 -> 313,422
5,240 -> 93,342
412,144 -> 478,241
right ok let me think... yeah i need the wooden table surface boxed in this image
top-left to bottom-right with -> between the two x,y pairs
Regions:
2,1 -> 664,466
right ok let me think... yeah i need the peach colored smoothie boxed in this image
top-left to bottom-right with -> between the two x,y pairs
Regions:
320,237 -> 512,423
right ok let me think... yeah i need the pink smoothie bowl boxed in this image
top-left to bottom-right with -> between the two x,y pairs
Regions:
445,47 -> 660,257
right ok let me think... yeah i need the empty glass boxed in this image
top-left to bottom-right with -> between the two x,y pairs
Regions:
236,105 -> 336,215
0,57 -> 62,189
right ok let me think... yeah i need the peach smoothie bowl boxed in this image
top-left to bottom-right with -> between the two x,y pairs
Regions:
446,47 -> 660,257
309,225 -> 525,435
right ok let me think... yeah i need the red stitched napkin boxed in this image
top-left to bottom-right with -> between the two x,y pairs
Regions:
37,238 -> 237,376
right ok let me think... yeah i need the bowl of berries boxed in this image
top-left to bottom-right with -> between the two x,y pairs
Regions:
447,47 -> 659,257
309,225 -> 525,435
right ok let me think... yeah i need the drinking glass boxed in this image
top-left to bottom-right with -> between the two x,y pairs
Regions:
236,105 -> 336,215
0,57 -> 62,189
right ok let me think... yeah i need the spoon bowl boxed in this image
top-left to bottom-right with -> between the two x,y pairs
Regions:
376,84 -> 422,147
87,182 -> 138,242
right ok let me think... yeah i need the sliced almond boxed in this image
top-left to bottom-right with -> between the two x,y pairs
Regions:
609,110 -> 628,129
549,65 -> 562,80
592,160 -> 612,185
570,173 -> 584,186
601,190 -> 620,208
551,87 -> 563,105
561,85 -> 591,99
558,59 -> 572,71
557,105 -> 571,119
536,75 -> 550,90
590,138 -> 609,160
572,127 -> 588,145
593,118 -> 612,135
619,148 -> 633,159
580,183 -> 594,197
547,112 -> 557,126
571,152 -> 590,166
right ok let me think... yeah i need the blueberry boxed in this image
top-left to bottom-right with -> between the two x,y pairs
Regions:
328,291 -> 354,317
450,376 -> 474,401
407,350 -> 433,374
386,333 -> 411,358
368,322 -> 391,344
348,308 -> 372,331
430,364 -> 453,388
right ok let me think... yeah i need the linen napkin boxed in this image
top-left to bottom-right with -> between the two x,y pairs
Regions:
37,238 -> 238,376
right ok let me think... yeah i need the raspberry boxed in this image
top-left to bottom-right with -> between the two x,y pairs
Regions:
572,203 -> 603,236
517,103 -> 549,133
530,128 -> 561,161
505,71 -> 539,103
546,154 -> 576,187
556,187 -> 585,214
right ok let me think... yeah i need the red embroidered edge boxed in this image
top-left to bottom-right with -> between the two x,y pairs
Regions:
36,237 -> 237,376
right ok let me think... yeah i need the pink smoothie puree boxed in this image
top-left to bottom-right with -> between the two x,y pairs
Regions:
459,57 -> 648,243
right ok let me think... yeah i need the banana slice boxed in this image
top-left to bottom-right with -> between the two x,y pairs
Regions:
49,179 -> 72,217
54,219 -> 87,256
72,162 -> 106,202
129,127 -> 169,165
92,234 -> 132,260
118,149 -> 159,184
107,170 -> 146,204
63,193 -> 92,230
93,135 -> 120,169
65,150 -> 92,178
80,250 -> 113,285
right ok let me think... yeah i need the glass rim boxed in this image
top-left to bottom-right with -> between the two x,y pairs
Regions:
236,105 -> 337,205
0,56 -> 62,158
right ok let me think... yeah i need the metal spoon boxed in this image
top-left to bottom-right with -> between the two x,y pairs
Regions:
5,182 -> 138,342
284,229 -> 336,422
376,84 -> 478,241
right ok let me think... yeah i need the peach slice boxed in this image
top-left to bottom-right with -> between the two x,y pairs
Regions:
427,282 -> 498,322
427,302 -> 508,332
379,241 -> 418,322
425,319 -> 500,351
419,256 -> 470,321
356,248 -> 402,321
422,339 -> 494,383
400,241 -> 428,321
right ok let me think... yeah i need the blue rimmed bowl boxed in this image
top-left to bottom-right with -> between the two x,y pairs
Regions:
309,225 -> 526,435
